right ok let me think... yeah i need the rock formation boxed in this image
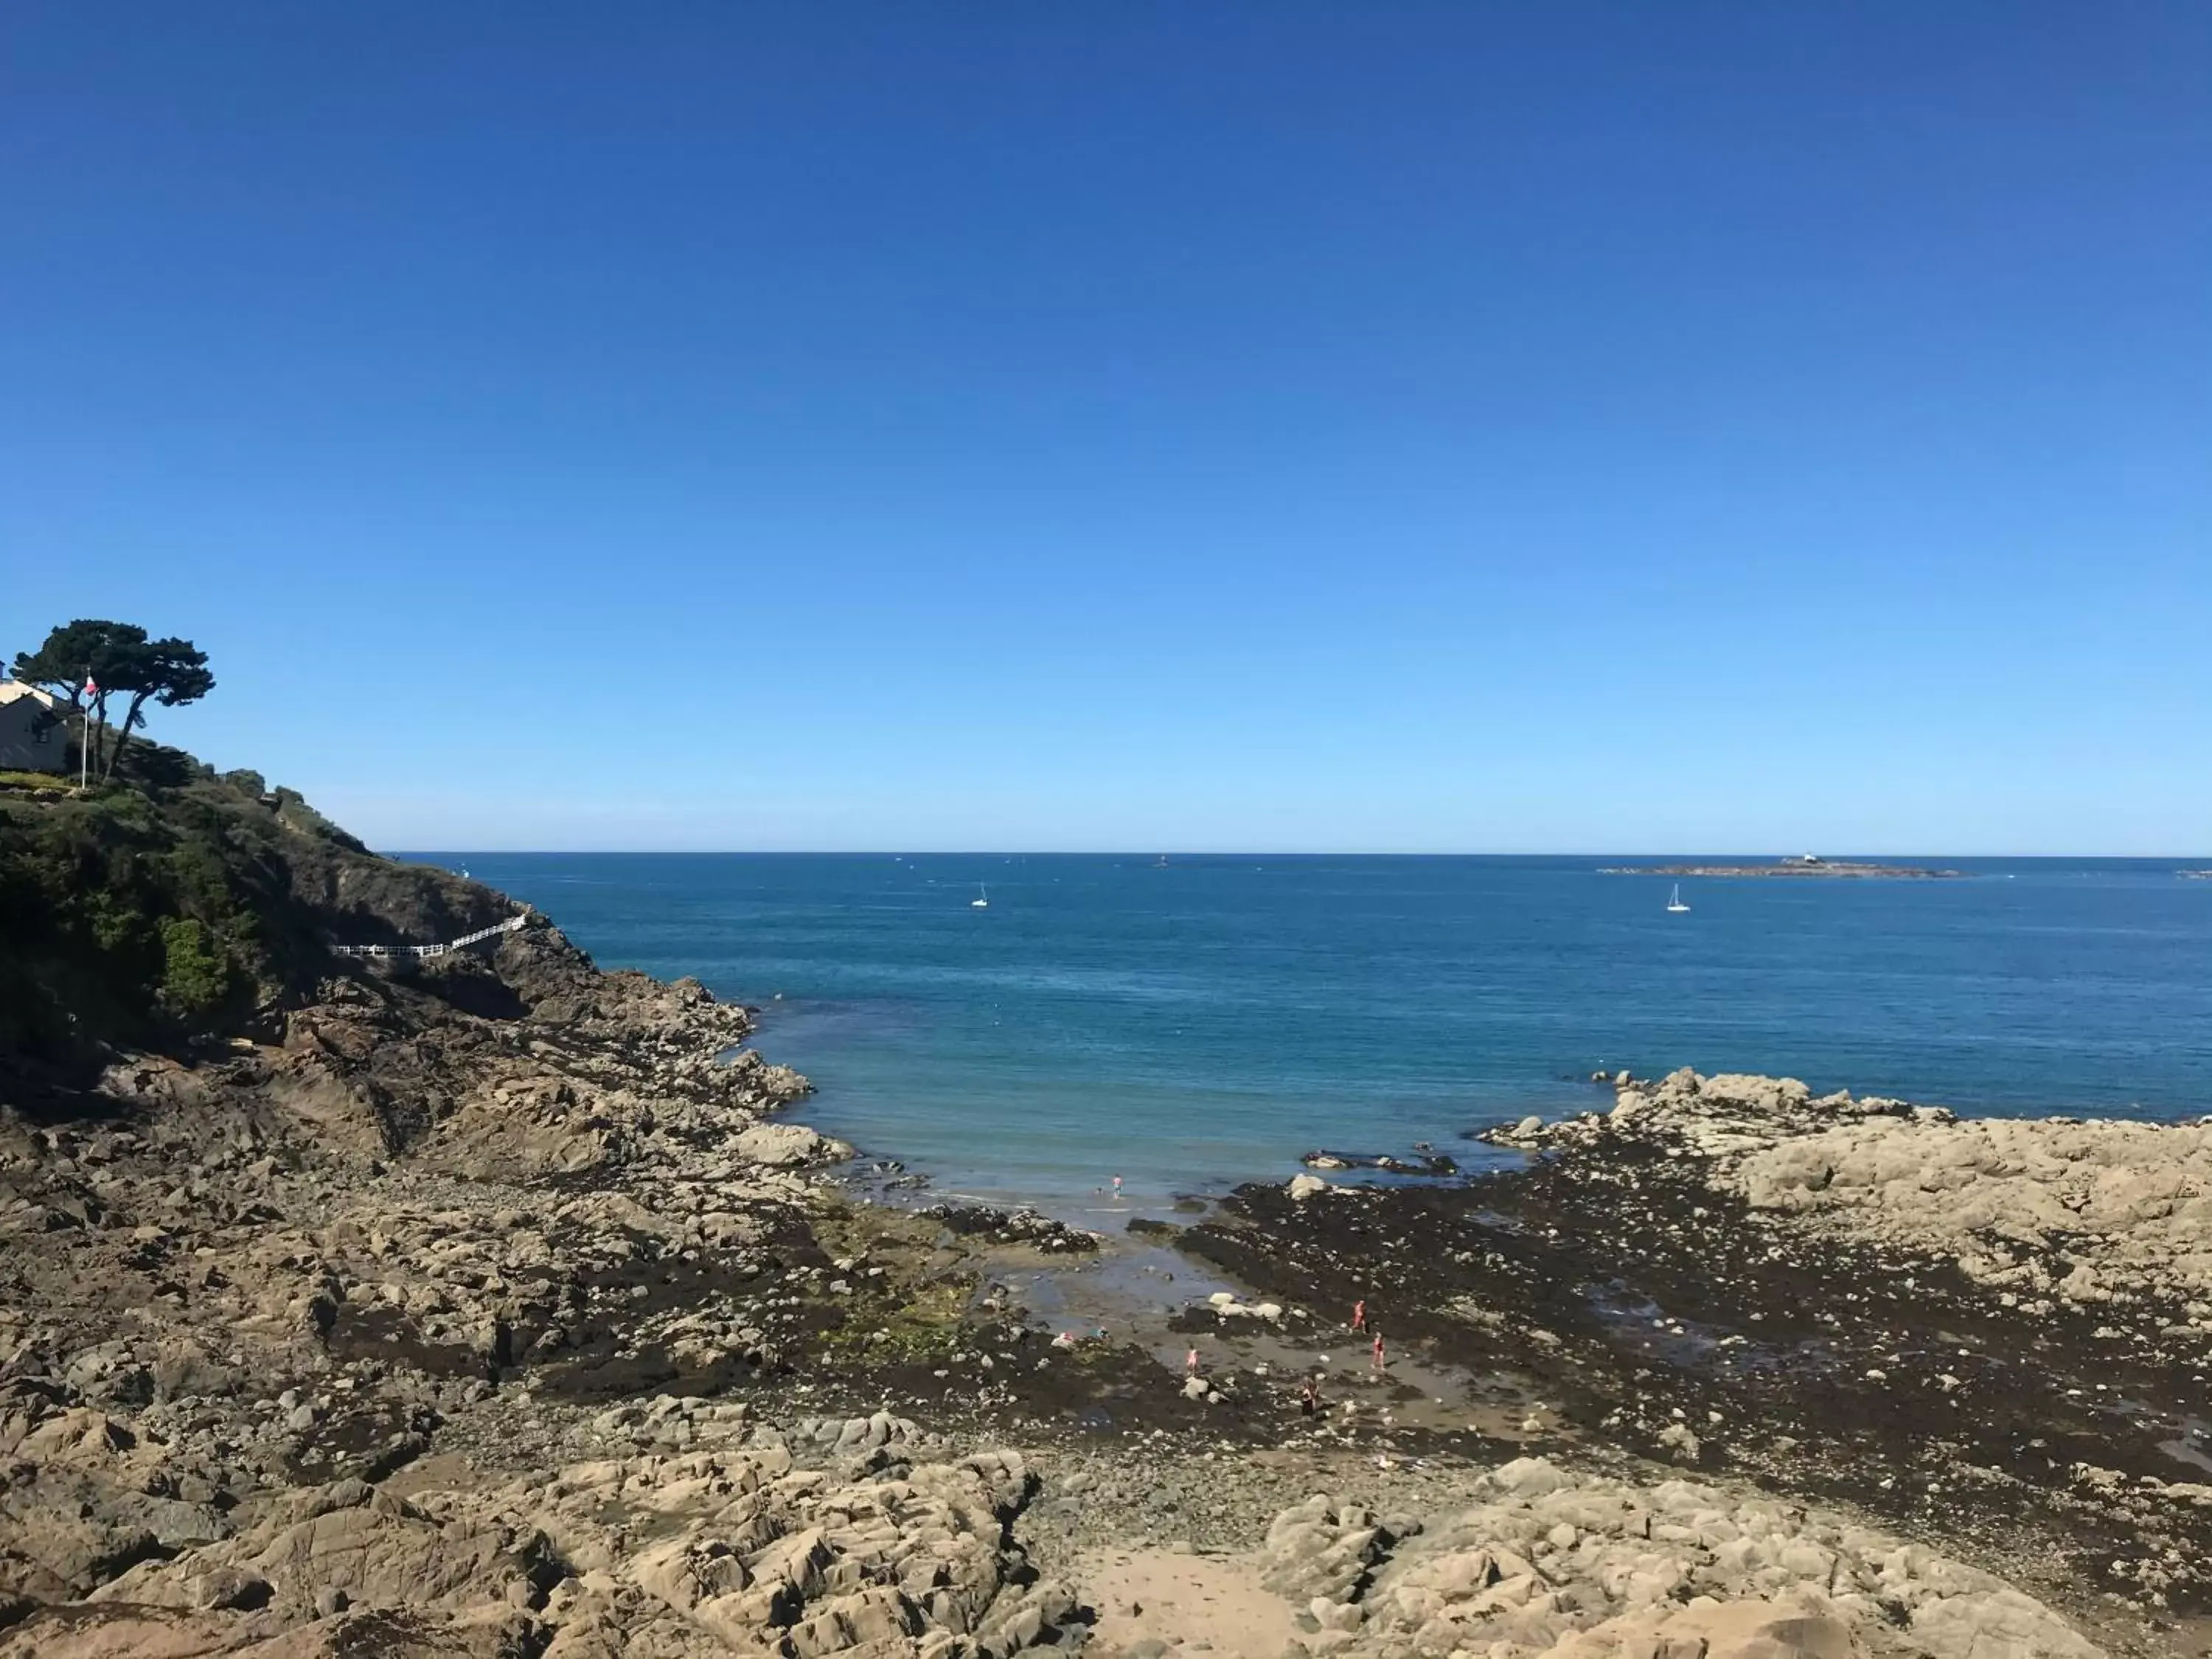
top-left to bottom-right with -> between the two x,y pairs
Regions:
1491,1068 -> 2212,1340
1251,1457 -> 2098,1659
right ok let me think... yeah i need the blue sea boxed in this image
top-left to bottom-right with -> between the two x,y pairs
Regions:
408,855 -> 2212,1209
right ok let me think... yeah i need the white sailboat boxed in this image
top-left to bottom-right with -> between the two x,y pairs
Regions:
1666,883 -> 1691,914
971,883 -> 989,909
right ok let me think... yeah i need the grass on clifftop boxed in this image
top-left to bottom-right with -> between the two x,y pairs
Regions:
0,768 -> 77,795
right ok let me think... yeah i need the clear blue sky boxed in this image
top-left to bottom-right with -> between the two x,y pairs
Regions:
4,4 -> 2206,853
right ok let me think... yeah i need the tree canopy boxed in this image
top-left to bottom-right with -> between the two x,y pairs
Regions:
13,619 -> 119,712
13,619 -> 215,781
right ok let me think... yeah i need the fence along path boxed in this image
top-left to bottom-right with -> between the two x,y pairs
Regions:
329,913 -> 529,960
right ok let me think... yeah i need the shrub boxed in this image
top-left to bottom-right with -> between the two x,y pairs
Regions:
159,917 -> 237,1025
170,838 -> 237,923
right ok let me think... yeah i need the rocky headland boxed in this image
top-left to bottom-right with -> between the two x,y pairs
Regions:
0,758 -> 2199,1658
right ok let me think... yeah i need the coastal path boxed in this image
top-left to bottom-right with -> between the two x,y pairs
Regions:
329,913 -> 529,960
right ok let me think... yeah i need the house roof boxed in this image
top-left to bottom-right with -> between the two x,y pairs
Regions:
0,681 -> 71,715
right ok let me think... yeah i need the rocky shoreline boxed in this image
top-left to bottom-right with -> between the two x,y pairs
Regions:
4,879 -> 2205,1656
1168,1071 -> 2212,1655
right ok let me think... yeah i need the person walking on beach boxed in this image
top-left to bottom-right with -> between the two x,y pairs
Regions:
1185,1346 -> 1201,1377
1351,1298 -> 1367,1333
1371,1331 -> 1386,1372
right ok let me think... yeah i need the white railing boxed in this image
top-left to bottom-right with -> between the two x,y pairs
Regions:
330,913 -> 529,960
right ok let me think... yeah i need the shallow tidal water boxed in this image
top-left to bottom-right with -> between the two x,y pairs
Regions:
408,853 -> 2212,1210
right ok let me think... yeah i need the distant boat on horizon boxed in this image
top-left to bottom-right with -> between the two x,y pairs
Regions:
1666,883 -> 1691,914
972,883 -> 989,909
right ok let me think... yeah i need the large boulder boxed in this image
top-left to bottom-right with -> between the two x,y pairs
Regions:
731,1123 -> 850,1169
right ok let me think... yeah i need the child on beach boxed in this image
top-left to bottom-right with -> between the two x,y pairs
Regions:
1371,1332 -> 1386,1372
1185,1346 -> 1200,1377
1352,1298 -> 1367,1332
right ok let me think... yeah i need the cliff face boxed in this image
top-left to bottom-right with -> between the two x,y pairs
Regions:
0,745 -> 518,1079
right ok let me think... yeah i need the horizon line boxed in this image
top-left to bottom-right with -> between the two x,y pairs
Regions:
383,848 -> 2212,862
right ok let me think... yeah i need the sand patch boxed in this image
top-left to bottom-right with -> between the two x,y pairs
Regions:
1082,1547 -> 1298,1657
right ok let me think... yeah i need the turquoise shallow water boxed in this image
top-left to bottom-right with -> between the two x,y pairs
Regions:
408,855 -> 2212,1207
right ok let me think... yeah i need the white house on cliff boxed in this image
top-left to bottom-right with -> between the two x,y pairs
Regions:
0,681 -> 74,773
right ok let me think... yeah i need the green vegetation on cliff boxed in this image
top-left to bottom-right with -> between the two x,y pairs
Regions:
0,744 -> 511,1070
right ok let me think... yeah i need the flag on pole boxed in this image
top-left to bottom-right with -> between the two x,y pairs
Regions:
80,675 -> 96,789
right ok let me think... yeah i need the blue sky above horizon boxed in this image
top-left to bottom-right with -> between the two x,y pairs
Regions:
4,4 -> 2208,854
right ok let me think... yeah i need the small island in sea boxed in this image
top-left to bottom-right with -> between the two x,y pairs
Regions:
1600,854 -> 1964,878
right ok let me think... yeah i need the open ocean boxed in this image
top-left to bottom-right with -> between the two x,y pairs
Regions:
407,855 -> 2212,1210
